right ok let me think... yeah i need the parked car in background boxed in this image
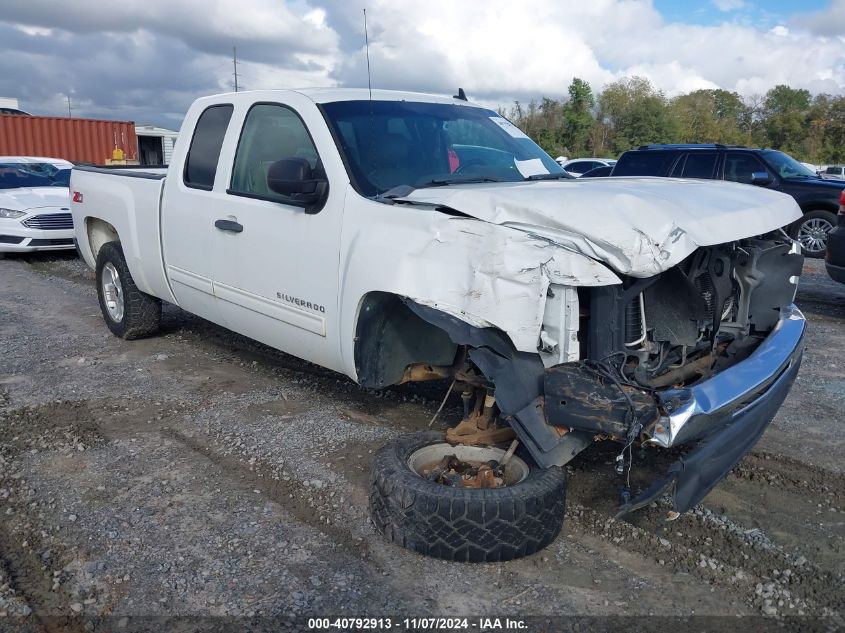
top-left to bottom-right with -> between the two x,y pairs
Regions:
820,165 -> 845,181
611,144 -> 845,257
825,190 -> 845,284
579,165 -> 614,178
0,96 -> 29,116
0,157 -> 74,254
561,157 -> 616,177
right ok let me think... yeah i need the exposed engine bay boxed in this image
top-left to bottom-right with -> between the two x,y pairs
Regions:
543,233 -> 804,440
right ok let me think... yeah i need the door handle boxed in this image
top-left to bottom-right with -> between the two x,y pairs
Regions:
215,219 -> 243,233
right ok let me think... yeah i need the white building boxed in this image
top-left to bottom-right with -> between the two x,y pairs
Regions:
135,125 -> 179,166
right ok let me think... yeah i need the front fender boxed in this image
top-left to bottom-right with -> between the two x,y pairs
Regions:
337,195 -> 620,380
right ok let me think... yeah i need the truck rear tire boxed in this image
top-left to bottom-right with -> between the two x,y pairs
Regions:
96,241 -> 161,339
369,431 -> 567,562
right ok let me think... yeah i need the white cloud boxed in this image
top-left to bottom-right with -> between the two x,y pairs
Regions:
0,0 -> 843,126
619,61 -> 720,96
324,0 -> 845,103
791,0 -> 845,37
13,24 -> 53,37
712,0 -> 747,12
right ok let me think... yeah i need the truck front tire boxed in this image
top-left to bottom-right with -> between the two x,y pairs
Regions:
369,431 -> 567,562
95,241 -> 161,339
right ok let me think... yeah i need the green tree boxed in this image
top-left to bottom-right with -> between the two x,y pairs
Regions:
597,77 -> 678,154
669,89 -> 750,144
823,95 -> 845,162
561,78 -> 595,156
505,78 -> 843,165
762,85 -> 812,153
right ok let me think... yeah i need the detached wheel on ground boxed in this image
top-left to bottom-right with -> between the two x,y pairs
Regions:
369,431 -> 567,562
95,241 -> 161,339
792,210 -> 837,258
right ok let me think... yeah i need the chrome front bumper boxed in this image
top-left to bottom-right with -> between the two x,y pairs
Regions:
647,303 -> 806,448
619,304 -> 806,515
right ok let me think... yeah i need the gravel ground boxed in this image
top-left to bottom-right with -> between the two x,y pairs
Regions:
0,251 -> 843,632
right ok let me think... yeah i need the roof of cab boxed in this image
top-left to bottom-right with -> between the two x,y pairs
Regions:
208,88 -> 477,107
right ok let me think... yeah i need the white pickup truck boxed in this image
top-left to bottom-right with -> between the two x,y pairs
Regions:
72,88 -> 806,562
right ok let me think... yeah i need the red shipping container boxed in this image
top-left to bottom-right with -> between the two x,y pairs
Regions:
0,114 -> 137,165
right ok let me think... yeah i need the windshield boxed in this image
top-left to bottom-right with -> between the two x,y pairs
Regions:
321,100 -> 566,196
0,163 -> 71,189
760,151 -> 816,179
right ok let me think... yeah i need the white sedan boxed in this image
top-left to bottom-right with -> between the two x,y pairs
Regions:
560,157 -> 617,177
0,157 -> 75,254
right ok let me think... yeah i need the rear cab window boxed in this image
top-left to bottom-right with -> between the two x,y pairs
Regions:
183,104 -> 234,190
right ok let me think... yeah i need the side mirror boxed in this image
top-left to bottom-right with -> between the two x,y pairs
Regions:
751,171 -> 773,186
266,158 -> 328,213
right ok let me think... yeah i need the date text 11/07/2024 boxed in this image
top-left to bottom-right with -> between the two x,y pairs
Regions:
307,617 -> 528,630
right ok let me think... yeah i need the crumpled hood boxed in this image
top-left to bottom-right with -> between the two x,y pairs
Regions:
0,187 -> 71,211
398,177 -> 802,276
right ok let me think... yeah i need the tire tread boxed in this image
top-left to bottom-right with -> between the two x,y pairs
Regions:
96,241 -> 161,339
369,431 -> 566,562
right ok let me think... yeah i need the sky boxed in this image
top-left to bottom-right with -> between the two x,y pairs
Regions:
0,0 -> 844,129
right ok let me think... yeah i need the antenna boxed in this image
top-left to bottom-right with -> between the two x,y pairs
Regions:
232,46 -> 239,92
66,94 -> 72,118
363,9 -> 372,100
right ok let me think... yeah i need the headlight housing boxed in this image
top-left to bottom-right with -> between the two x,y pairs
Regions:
0,208 -> 26,219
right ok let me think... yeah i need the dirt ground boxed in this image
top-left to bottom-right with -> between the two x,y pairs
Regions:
0,251 -> 843,632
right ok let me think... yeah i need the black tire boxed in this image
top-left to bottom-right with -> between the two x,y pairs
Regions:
369,431 -> 567,562
791,209 -> 837,258
95,241 -> 161,339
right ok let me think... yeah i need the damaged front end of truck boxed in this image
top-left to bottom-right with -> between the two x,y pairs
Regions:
402,232 -> 805,516
360,176 -> 809,518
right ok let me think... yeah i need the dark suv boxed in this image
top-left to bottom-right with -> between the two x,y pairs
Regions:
825,190 -> 845,284
611,144 -> 845,257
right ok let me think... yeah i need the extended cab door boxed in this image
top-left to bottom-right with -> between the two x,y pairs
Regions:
211,97 -> 347,373
160,103 -> 234,322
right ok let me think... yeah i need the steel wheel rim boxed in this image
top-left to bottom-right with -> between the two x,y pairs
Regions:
408,443 -> 530,487
797,217 -> 834,254
101,262 -> 125,322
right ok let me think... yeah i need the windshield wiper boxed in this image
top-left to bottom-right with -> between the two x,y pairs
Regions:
418,176 -> 503,188
526,172 -> 573,181
373,177 -> 504,203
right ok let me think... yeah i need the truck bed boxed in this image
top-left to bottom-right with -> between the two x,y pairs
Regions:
70,165 -> 176,304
